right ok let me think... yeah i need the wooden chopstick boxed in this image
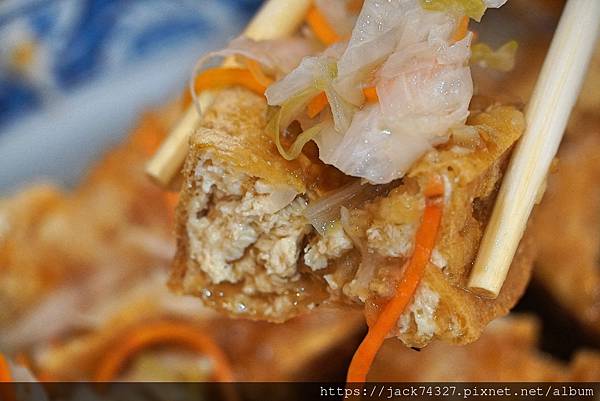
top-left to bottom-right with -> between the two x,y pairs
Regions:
145,0 -> 312,187
468,0 -> 600,298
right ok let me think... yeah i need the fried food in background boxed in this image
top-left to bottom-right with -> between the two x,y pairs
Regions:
473,0 -> 600,341
0,106 -> 177,329
369,315 -> 600,382
34,285 -> 362,381
0,185 -> 63,326
471,0 -> 559,106
1,0 -> 599,385
520,26 -> 600,340
474,2 -> 598,139
0,101 -> 363,382
568,44 -> 600,138
531,129 -> 600,337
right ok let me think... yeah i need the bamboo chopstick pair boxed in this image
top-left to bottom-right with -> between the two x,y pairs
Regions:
145,0 -> 600,298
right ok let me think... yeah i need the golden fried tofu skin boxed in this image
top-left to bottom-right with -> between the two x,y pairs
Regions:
35,290 -> 362,382
171,87 -> 533,347
170,88 -> 326,322
569,44 -> 600,131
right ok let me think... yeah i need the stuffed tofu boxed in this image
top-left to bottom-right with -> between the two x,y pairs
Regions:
169,0 -> 534,379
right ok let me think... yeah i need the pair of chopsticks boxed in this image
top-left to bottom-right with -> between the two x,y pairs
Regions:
145,0 -> 600,298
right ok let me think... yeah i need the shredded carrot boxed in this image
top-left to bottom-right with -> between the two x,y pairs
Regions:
194,67 -> 267,97
93,321 -> 234,382
452,16 -> 470,42
346,177 -> 444,383
306,6 -> 341,46
363,86 -> 379,103
424,175 -> 445,198
164,191 -> 179,210
0,354 -> 12,383
0,354 -> 16,401
244,58 -> 274,87
307,92 -> 329,119
306,87 -> 378,118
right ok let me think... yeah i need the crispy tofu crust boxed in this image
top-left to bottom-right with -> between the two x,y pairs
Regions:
171,88 -> 534,346
170,89 -> 326,322
187,88 -> 309,192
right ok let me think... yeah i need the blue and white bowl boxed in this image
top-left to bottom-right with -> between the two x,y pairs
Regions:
0,0 -> 263,192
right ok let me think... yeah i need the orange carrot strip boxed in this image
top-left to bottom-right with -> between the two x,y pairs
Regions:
0,354 -> 16,401
346,178 -> 444,383
363,86 -> 379,103
244,58 -> 274,87
194,67 -> 267,97
424,175 -> 445,198
94,321 -> 234,382
164,191 -> 179,210
452,16 -> 470,42
307,92 -> 329,118
306,87 -> 378,118
306,6 -> 341,45
0,354 -> 12,382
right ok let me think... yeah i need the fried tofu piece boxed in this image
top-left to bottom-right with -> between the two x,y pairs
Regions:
172,87 -> 533,347
170,88 -> 326,322
0,185 -> 63,325
0,97 -> 363,382
369,315 -> 600,381
34,273 -> 363,381
531,132 -> 600,335
0,108 -> 177,332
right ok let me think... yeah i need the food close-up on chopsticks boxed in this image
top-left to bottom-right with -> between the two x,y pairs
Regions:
1,0 -> 599,399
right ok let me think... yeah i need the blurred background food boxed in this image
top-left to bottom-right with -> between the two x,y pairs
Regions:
0,0 -> 599,386
0,0 -> 262,191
